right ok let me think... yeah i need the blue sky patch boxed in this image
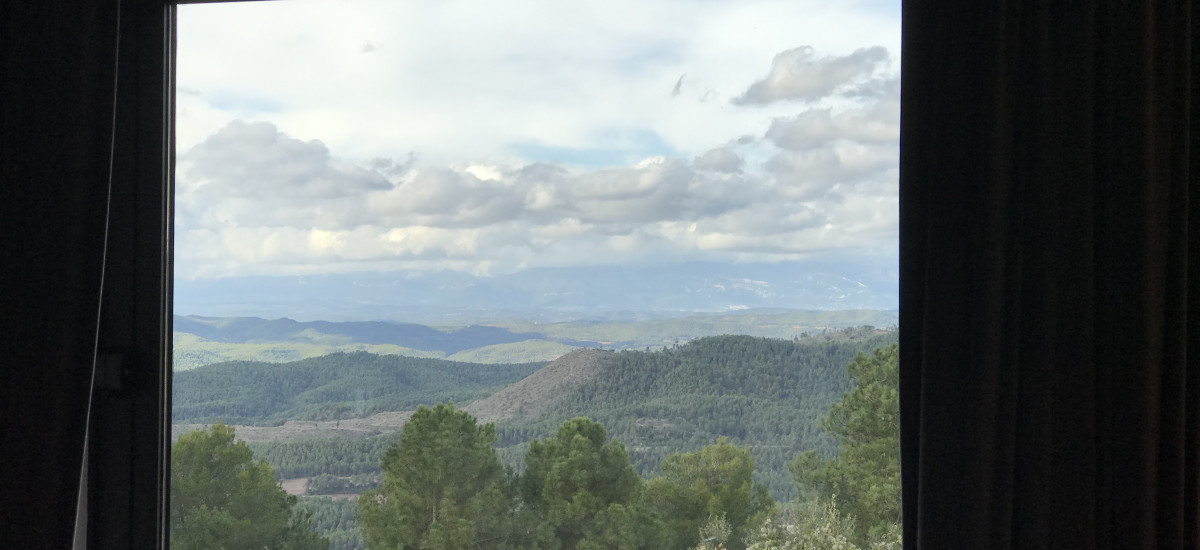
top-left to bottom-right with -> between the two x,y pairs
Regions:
510,129 -> 677,168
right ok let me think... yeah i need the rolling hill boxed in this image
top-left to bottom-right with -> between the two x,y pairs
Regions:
177,329 -> 897,500
172,352 -> 544,425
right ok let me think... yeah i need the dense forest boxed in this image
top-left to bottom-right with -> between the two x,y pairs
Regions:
251,434 -> 403,479
297,497 -> 364,550
173,353 -> 543,425
498,332 -> 897,498
172,332 -> 901,549
231,333 -> 895,499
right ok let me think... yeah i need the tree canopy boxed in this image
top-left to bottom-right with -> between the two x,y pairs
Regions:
519,417 -> 662,549
170,423 -> 327,550
357,403 -> 514,550
789,343 -> 901,545
646,438 -> 776,550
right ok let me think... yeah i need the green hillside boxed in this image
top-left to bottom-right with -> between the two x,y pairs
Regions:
445,339 -> 578,363
172,331 -> 442,370
491,309 -> 898,347
228,331 -> 896,501
496,332 -> 898,499
172,352 -> 544,425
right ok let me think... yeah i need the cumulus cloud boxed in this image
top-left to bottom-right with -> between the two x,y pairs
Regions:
176,121 -> 390,231
765,105 -> 897,151
175,29 -> 899,279
182,121 -> 389,199
693,147 -> 744,174
177,83 -> 898,277
733,46 -> 890,105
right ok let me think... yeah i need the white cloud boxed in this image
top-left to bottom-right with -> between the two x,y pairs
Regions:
733,46 -> 892,105
173,0 -> 901,279
693,147 -> 745,174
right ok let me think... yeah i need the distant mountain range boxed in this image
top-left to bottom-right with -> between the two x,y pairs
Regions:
174,315 -> 570,354
171,309 -> 899,369
174,260 -> 898,323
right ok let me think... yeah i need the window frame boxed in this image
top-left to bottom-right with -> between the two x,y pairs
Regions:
94,2 -> 904,548
84,1 -> 174,548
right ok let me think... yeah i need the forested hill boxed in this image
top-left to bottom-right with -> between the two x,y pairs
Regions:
174,315 -> 574,353
172,353 -> 544,426
179,331 -> 897,499
495,331 -> 899,498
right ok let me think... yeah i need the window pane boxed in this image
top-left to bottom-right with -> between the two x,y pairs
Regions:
172,2 -> 901,549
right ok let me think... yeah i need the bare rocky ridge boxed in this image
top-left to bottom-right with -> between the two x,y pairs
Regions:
463,348 -> 610,423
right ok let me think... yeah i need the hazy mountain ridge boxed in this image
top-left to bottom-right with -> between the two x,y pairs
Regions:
174,261 -> 898,322
174,315 -> 565,352
173,309 -> 899,369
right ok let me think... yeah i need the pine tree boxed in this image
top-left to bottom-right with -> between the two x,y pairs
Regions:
170,423 -> 328,550
358,403 -> 514,550
790,344 -> 901,545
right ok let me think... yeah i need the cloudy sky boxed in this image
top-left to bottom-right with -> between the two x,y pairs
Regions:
175,0 -> 901,280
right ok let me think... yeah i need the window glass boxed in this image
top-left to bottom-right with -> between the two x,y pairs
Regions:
172,2 -> 901,549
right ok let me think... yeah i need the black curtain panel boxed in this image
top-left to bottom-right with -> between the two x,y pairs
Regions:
0,1 -> 121,548
900,1 -> 1199,548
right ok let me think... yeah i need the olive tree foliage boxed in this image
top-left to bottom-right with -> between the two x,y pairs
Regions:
789,343 -> 901,546
744,497 -> 902,550
170,423 -> 328,550
646,437 -> 776,550
357,403 -> 515,550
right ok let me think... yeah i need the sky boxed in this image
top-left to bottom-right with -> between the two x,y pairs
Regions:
175,0 -> 901,281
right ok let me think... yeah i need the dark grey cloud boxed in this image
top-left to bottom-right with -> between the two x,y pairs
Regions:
733,46 -> 890,105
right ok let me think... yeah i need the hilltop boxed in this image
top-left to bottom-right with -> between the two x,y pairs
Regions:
464,348 -> 611,423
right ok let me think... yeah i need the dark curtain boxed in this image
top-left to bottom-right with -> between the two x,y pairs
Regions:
0,0 -> 120,548
900,1 -> 1199,548
3,0 -> 1199,548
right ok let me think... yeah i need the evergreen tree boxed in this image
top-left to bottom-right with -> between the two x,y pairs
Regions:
644,438 -> 775,550
519,417 -> 663,549
790,344 -> 901,545
170,423 -> 328,550
358,403 -> 514,550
